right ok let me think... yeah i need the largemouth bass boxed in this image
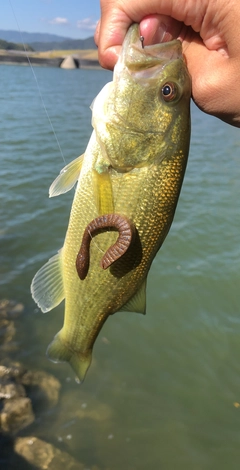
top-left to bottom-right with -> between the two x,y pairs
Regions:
31,24 -> 191,382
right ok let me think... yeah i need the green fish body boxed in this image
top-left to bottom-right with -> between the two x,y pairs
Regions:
31,24 -> 191,382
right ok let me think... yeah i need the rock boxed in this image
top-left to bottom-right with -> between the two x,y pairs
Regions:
0,362 -> 34,434
0,299 -> 24,319
0,361 -> 61,434
0,318 -> 16,344
0,382 -> 26,400
0,362 -> 27,381
0,300 -> 23,354
0,320 -> 18,354
51,389 -> 113,444
21,370 -> 61,410
59,387 -> 113,422
75,403 -> 112,422
0,301 -> 23,355
14,437 -> 90,470
1,397 -> 35,434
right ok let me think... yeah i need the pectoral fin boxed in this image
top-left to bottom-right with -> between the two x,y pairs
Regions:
47,331 -> 92,383
121,279 -> 147,315
49,154 -> 84,197
92,169 -> 114,214
30,250 -> 64,313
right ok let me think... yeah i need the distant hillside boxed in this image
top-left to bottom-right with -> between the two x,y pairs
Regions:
31,37 -> 96,52
0,29 -> 96,51
0,29 -> 72,43
0,38 -> 34,52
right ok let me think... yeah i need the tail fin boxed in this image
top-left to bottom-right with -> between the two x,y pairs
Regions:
46,332 -> 92,383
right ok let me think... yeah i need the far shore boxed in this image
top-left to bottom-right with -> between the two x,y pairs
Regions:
0,48 -> 101,69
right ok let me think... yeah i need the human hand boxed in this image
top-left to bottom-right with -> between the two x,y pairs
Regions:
95,0 -> 240,127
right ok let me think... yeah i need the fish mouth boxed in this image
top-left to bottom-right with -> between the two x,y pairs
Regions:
120,23 -> 183,71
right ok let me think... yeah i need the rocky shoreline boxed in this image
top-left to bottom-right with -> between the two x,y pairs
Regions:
0,299 -> 110,470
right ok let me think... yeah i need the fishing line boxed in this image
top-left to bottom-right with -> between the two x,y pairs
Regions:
8,0 -> 66,164
87,229 -> 105,255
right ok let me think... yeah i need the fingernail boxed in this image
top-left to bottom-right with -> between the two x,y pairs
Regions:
140,18 -> 169,45
154,22 -> 168,43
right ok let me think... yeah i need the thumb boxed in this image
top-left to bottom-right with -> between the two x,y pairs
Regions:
96,2 -> 133,69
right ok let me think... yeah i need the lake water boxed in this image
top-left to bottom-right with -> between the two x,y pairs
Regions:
1,63 -> 240,469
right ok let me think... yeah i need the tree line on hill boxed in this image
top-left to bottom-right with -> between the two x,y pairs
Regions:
0,39 -> 34,51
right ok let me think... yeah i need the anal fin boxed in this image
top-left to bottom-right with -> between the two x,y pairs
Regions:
121,278 -> 147,315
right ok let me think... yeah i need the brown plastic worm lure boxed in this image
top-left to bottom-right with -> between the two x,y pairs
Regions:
76,214 -> 135,280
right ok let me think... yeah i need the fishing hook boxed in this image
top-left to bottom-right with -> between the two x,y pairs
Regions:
140,36 -> 144,49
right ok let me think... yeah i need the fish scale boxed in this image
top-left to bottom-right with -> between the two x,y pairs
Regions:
31,24 -> 191,382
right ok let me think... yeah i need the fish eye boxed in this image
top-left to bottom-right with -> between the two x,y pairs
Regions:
161,82 -> 178,102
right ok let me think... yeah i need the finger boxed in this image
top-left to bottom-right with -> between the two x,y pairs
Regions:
94,19 -> 101,46
98,4 -> 132,69
139,14 -> 184,45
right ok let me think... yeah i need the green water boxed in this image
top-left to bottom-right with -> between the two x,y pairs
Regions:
1,64 -> 240,469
